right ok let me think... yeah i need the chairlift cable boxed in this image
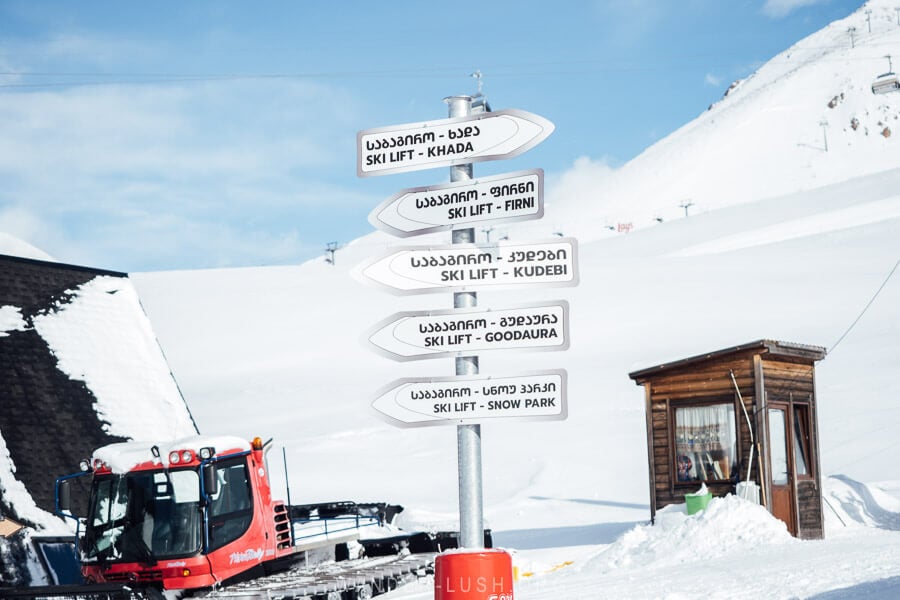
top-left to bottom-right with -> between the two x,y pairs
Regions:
828,256 -> 900,355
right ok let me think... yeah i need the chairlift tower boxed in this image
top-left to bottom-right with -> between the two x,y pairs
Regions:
848,26 -> 857,48
325,241 -> 341,265
866,9 -> 873,33
679,199 -> 695,217
819,120 -> 829,152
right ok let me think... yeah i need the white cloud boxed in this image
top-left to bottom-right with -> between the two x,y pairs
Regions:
705,73 -> 722,87
762,0 -> 828,18
0,76 -> 368,270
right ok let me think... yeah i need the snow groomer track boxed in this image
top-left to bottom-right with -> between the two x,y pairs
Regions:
200,553 -> 435,600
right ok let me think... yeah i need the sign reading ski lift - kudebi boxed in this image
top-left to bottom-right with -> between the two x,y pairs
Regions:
369,169 -> 543,237
357,109 -> 554,177
356,238 -> 578,295
372,370 -> 567,428
366,301 -> 569,361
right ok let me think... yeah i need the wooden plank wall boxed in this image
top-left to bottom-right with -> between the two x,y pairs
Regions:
648,354 -> 758,510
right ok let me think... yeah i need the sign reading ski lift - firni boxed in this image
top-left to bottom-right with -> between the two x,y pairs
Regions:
369,169 -> 543,237
357,109 -> 554,177
372,370 -> 567,427
358,238 -> 578,295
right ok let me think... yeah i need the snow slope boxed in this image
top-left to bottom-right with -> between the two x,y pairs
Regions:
541,0 -> 900,242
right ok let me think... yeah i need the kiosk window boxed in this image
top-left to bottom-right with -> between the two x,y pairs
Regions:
674,403 -> 738,483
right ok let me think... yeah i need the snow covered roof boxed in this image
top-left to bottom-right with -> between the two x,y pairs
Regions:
0,253 -> 198,530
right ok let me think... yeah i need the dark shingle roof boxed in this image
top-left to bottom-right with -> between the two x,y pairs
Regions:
0,255 -> 130,524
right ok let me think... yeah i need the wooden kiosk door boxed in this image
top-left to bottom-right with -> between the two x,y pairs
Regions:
767,403 -> 796,535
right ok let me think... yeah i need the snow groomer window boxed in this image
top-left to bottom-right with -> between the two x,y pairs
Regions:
674,403 -> 738,483
208,458 -> 253,551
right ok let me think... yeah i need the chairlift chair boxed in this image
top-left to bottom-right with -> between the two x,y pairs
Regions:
872,55 -> 899,95
871,72 -> 900,94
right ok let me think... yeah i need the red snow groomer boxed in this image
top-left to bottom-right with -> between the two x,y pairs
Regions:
54,435 -> 406,594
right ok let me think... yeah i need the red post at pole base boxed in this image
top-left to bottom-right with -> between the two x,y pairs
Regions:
434,549 -> 514,600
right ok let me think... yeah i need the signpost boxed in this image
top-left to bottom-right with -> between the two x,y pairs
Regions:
366,301 -> 569,361
356,92 -> 569,595
357,109 -> 555,177
372,370 -> 567,428
356,238 -> 578,295
369,169 -> 543,237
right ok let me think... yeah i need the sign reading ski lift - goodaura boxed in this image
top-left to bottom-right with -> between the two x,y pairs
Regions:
372,370 -> 567,428
357,238 -> 578,295
366,301 -> 569,361
369,169 -> 543,237
357,109 -> 554,177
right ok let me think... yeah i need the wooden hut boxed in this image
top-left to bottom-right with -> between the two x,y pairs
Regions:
628,340 -> 827,539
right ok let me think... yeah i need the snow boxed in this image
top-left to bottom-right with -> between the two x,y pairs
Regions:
0,233 -> 54,262
92,435 -> 250,473
31,275 -> 196,441
0,432 -> 69,534
0,305 -> 27,336
5,0 -> 900,596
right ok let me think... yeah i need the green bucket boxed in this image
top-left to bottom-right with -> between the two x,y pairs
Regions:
685,491 -> 712,515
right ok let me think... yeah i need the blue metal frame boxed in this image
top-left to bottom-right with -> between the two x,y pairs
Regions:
54,470 -> 92,553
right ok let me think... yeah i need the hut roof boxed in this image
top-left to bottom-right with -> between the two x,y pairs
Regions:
628,339 -> 826,384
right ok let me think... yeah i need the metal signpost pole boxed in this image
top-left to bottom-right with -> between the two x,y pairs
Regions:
446,94 -> 483,550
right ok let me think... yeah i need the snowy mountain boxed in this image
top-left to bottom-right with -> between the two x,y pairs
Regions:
2,0 -> 900,597
541,0 -> 900,240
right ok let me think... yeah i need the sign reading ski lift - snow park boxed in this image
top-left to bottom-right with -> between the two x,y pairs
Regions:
358,238 -> 578,295
366,301 -> 569,361
357,109 -> 554,177
369,169 -> 543,237
372,370 -> 567,428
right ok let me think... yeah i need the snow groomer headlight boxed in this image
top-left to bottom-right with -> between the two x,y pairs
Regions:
169,449 -> 196,464
199,447 -> 215,460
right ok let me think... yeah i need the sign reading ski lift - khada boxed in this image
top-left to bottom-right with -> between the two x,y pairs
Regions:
357,109 -> 554,177
358,238 -> 578,295
372,370 -> 567,428
369,169 -> 543,237
366,301 -> 569,361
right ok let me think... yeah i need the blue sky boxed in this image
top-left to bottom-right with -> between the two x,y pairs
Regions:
0,0 -> 864,272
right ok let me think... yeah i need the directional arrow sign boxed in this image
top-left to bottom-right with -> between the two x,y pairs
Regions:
366,301 -> 569,361
372,370 -> 567,428
369,169 -> 543,237
357,109 -> 554,177
355,238 -> 578,295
